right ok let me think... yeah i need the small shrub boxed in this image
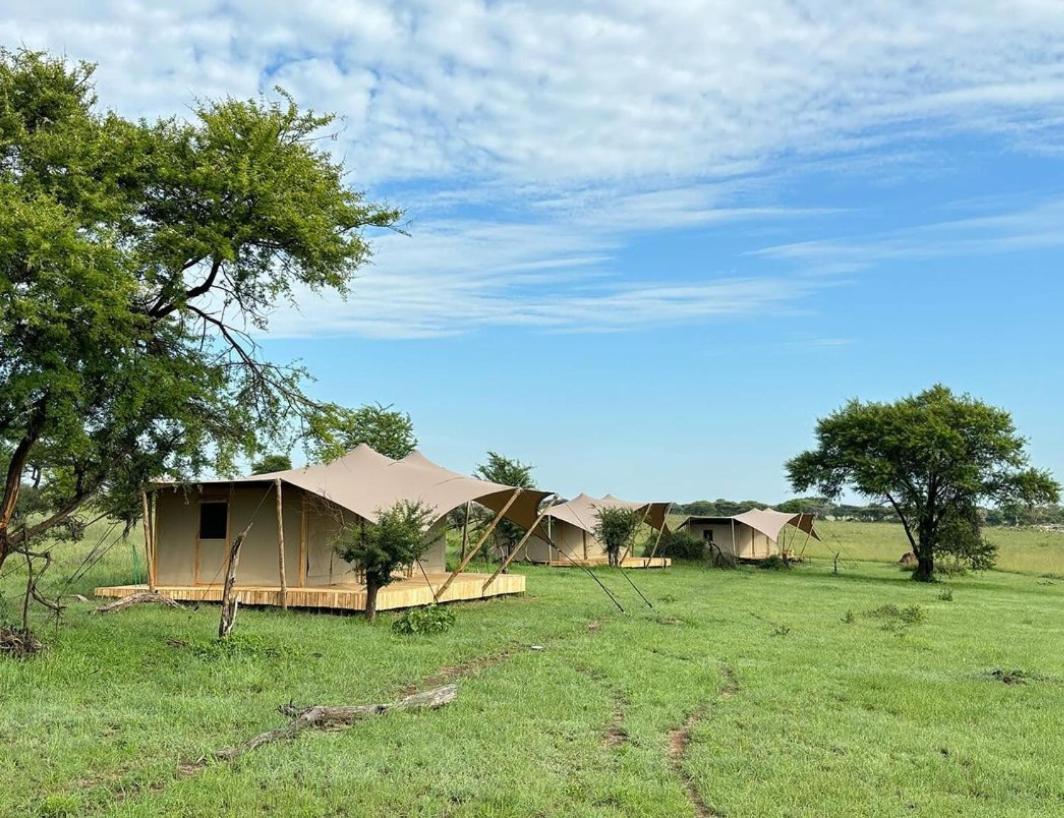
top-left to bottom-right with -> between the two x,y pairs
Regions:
37,794 -> 81,818
938,588 -> 953,602
771,624 -> 791,637
843,609 -> 855,624
186,633 -> 284,660
757,554 -> 791,571
864,603 -> 924,624
392,605 -> 456,636
648,529 -> 706,562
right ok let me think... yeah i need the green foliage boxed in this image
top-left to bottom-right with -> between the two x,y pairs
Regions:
938,588 -> 954,602
184,632 -> 285,661
251,453 -> 292,474
594,506 -> 642,567
757,554 -> 792,571
391,605 -> 456,636
647,528 -> 706,561
475,451 -> 535,554
937,504 -> 997,572
865,603 -> 925,624
335,501 -> 433,591
306,402 -> 417,462
0,48 -> 400,576
787,384 -> 1059,581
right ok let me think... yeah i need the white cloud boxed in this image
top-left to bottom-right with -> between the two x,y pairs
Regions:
754,197 -> 1064,272
6,1 -> 1064,337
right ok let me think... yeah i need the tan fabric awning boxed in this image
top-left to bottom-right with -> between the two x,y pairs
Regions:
182,444 -> 553,530
545,493 -> 671,535
730,508 -> 820,543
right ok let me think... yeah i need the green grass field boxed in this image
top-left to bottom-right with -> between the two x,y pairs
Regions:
2,522 -> 1064,817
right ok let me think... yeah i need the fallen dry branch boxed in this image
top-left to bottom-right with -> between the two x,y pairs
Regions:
92,591 -> 183,614
212,683 -> 458,763
0,626 -> 42,658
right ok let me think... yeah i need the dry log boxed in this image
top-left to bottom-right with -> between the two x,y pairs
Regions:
218,523 -> 252,639
93,591 -> 183,614
213,684 -> 458,762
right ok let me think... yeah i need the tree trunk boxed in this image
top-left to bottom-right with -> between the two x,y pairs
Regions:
912,549 -> 935,582
365,576 -> 379,621
218,524 -> 252,639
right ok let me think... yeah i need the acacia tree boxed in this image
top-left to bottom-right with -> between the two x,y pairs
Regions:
475,451 -> 534,566
594,507 -> 642,567
305,402 -> 416,462
0,49 -> 400,585
251,454 -> 293,474
334,501 -> 432,621
786,385 -> 1059,581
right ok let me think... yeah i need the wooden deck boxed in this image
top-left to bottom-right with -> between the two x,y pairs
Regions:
544,556 -> 671,569
95,572 -> 525,612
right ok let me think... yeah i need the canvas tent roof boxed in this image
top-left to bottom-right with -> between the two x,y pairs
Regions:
680,508 -> 820,542
167,444 -> 552,531
544,493 -> 671,534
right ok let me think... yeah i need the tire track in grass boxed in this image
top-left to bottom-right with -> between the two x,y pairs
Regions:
667,664 -> 738,818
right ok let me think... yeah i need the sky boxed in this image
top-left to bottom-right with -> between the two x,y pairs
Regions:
5,1 -> 1064,501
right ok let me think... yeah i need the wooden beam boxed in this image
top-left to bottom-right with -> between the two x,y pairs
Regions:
275,479 -> 287,610
298,492 -> 307,586
483,495 -> 555,590
140,488 -> 155,592
436,489 -> 521,598
459,501 -> 470,563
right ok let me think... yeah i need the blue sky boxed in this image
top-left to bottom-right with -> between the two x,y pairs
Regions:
6,2 -> 1063,500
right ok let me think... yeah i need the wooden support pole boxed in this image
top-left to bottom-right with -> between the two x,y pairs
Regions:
483,495 -> 555,590
275,479 -> 287,610
460,501 -> 470,563
437,489 -> 521,598
140,488 -> 155,592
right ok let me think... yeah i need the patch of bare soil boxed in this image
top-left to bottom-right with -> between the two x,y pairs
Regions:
602,691 -> 630,748
666,664 -> 738,818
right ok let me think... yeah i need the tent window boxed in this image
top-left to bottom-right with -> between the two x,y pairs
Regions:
702,529 -> 714,542
199,501 -> 228,540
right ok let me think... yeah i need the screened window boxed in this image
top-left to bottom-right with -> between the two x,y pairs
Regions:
702,529 -> 714,542
199,501 -> 228,539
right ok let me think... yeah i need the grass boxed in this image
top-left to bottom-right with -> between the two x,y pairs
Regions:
1,523 -> 1063,816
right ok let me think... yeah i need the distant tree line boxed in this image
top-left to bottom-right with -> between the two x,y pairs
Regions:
671,497 -> 1064,526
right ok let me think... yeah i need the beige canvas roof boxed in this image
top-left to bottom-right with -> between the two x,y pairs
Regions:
190,444 -> 552,531
730,508 -> 820,542
545,493 -> 671,534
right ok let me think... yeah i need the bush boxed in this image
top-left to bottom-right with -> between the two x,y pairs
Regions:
392,605 -> 456,636
185,632 -> 284,660
648,529 -> 706,561
938,588 -> 954,602
757,554 -> 792,571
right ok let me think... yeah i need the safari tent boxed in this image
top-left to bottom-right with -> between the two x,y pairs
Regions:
677,508 -> 819,560
96,445 -> 553,612
523,493 -> 673,568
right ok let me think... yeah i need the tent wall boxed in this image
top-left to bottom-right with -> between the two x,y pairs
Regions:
154,483 -> 446,587
683,520 -> 776,560
155,484 -> 302,586
525,519 -> 603,563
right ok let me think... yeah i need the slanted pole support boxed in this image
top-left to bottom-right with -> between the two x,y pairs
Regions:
437,489 -> 521,598
483,495 -> 555,590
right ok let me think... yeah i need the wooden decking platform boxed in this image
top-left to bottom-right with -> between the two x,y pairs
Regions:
95,572 -> 525,612
544,556 -> 671,569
